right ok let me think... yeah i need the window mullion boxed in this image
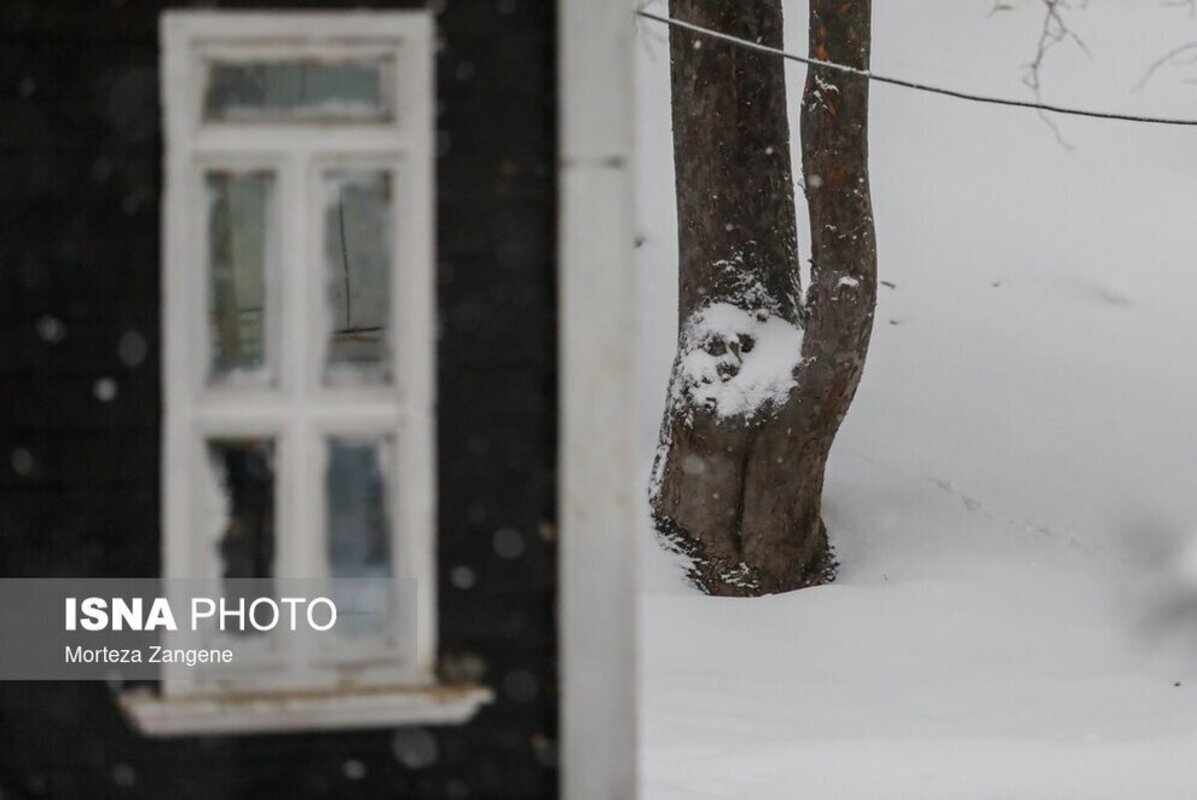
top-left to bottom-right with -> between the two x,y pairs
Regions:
291,148 -> 325,680
288,149 -> 321,582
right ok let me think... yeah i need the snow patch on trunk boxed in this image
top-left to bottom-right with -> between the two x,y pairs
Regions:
678,302 -> 804,420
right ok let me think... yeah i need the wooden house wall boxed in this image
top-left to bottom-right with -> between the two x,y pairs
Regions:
0,1 -> 558,797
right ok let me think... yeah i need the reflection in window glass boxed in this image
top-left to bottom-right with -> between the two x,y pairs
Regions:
323,170 -> 392,385
204,60 -> 390,122
327,437 -> 393,636
207,172 -> 273,383
207,438 -> 275,584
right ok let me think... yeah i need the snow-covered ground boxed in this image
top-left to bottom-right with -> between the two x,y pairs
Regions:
637,1 -> 1197,797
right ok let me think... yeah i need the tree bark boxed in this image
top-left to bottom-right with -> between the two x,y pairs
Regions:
652,0 -> 876,596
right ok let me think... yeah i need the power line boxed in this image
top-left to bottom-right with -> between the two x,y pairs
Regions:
637,9 -> 1197,128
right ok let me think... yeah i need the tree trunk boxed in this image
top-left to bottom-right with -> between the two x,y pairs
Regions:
651,0 -> 877,596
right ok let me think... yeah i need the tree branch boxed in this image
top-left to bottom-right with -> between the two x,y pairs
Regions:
1134,41 -> 1197,92
1025,0 -> 1091,148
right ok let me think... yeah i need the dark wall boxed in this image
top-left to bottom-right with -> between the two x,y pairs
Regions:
0,1 -> 558,798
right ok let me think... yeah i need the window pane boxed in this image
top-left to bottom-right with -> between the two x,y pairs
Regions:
206,439 -> 276,582
326,437 -> 393,637
206,172 -> 273,383
204,59 -> 390,122
323,170 -> 393,385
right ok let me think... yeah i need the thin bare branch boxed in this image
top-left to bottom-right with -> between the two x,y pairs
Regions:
1024,0 -> 1092,148
1024,0 -> 1091,95
1134,41 -> 1197,92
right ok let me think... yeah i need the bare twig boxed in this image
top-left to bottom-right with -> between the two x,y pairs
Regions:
1134,41 -> 1197,91
1024,0 -> 1091,95
1024,0 -> 1092,148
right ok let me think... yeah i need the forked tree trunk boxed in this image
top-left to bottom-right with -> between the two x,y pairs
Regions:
651,0 -> 877,596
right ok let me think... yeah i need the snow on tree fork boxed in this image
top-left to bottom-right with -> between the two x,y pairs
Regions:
652,0 -> 876,596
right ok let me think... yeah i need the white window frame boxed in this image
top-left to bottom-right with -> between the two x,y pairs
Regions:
156,11 -> 440,703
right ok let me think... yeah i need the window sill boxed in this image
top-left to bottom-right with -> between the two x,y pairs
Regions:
119,683 -> 493,737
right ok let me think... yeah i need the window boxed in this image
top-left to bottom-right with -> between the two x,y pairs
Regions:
157,12 -> 438,703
